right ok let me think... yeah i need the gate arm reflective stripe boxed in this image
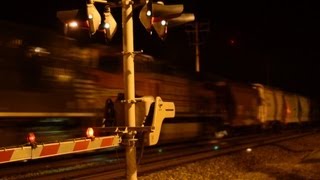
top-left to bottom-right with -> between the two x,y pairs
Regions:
0,147 -> 32,164
0,135 -> 120,164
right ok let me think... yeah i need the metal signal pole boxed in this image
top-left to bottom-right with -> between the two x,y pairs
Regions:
122,0 -> 137,179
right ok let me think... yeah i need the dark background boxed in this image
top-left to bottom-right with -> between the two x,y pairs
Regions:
1,0 -> 319,98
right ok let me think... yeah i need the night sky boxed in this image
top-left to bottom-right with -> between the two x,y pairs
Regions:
1,0 -> 320,98
151,1 -> 320,99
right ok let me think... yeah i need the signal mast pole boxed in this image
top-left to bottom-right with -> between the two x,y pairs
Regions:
122,0 -> 138,179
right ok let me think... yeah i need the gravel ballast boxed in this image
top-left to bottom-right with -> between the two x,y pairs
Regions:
139,133 -> 320,179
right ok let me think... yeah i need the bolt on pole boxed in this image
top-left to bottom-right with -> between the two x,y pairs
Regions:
122,0 -> 138,179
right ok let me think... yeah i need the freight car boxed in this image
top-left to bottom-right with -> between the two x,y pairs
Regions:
253,83 -> 318,129
210,81 -> 319,135
0,19 -> 319,147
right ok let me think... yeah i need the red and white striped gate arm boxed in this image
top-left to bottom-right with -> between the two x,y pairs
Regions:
0,135 -> 120,164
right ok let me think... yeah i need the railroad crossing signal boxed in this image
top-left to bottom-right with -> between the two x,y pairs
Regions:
139,1 -> 195,39
86,0 -> 101,35
57,0 -> 117,41
57,0 -> 194,41
102,6 -> 117,41
56,9 -> 80,36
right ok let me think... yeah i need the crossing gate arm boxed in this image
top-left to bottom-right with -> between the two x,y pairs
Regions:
0,135 -> 120,164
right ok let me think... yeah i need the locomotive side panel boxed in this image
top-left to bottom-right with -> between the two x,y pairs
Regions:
136,73 -> 217,117
0,49 -> 97,115
0,20 -> 109,116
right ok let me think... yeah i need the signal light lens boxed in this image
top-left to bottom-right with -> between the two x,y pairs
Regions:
68,21 -> 78,28
160,20 -> 167,26
86,127 -> 94,138
27,132 -> 36,144
104,23 -> 110,29
146,10 -> 152,17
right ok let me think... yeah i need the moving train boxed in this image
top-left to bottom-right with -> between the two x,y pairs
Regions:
0,19 -> 319,147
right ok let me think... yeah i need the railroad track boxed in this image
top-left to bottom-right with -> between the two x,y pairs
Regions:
0,129 -> 317,180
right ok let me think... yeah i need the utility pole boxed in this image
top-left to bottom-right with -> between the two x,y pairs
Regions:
185,21 -> 210,73
122,0 -> 137,179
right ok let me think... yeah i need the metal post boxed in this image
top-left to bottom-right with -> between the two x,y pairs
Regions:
195,22 -> 200,72
122,0 -> 137,179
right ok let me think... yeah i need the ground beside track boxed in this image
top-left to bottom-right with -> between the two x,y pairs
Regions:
138,132 -> 320,180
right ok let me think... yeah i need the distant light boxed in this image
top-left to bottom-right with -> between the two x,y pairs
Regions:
158,148 -> 163,153
34,47 -> 41,53
31,47 -> 50,56
213,145 -> 220,150
88,14 -> 93,19
215,130 -> 228,138
229,38 -> 237,46
246,148 -> 252,152
68,21 -> 78,28
57,74 -> 72,82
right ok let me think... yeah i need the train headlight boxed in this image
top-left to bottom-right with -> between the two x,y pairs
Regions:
86,127 -> 95,139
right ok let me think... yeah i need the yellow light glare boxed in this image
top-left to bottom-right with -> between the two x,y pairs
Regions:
88,14 -> 93,19
68,21 -> 78,28
57,74 -> 71,82
246,148 -> 252,152
86,127 -> 94,138
34,47 -> 41,53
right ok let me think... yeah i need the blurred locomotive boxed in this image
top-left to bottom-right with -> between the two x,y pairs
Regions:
0,19 -> 319,147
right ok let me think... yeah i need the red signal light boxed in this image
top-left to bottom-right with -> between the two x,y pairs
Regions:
229,39 -> 236,45
27,132 -> 36,144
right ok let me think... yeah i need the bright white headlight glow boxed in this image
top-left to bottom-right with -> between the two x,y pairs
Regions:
104,23 -> 110,29
147,10 -> 151,17
161,20 -> 166,26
